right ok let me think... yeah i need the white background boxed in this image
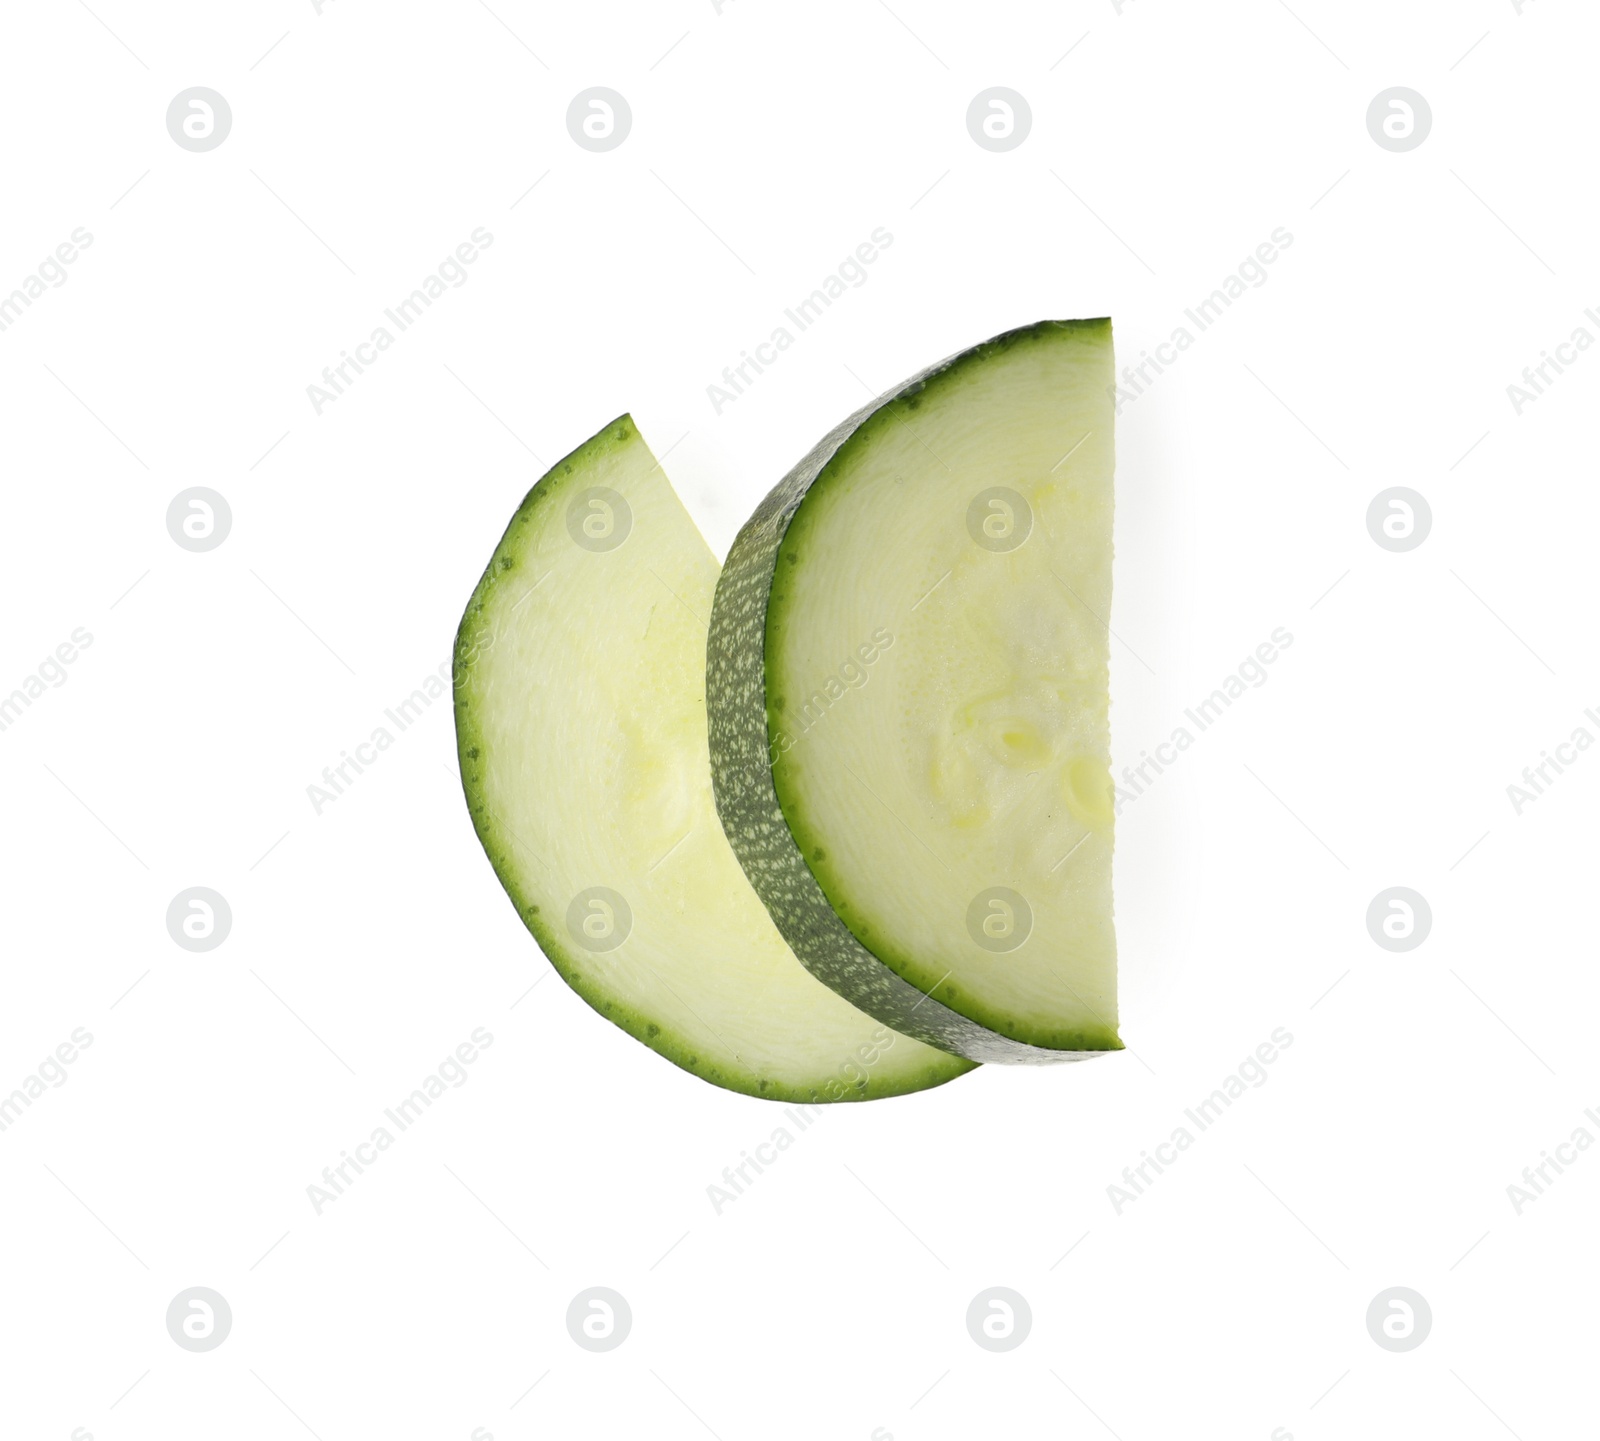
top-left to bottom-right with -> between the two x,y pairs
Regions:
2,1 -> 1596,1437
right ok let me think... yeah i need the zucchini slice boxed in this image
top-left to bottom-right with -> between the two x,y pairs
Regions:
707,321 -> 1121,1063
454,417 -> 975,1101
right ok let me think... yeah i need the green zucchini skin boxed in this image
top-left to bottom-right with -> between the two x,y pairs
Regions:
455,418 -> 976,1102
706,321 -> 1121,1065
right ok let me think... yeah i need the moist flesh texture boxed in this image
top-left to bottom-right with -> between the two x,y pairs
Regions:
709,321 -> 1120,1059
454,416 -> 976,1101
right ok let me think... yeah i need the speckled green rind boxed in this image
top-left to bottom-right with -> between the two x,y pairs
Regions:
706,321 -> 1120,1066
454,416 -> 975,1103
